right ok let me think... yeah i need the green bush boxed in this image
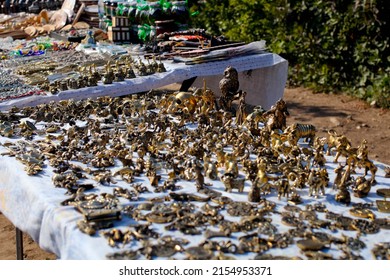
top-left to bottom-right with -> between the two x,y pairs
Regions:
189,0 -> 390,108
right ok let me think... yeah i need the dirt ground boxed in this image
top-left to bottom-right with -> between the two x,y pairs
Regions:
0,87 -> 389,260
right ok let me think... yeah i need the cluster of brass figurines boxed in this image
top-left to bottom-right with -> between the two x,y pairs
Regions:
47,55 -> 166,94
4,53 -> 167,95
0,68 -> 42,101
0,66 -> 388,260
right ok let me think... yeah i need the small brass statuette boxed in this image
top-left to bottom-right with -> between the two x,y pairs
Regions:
218,66 -> 240,112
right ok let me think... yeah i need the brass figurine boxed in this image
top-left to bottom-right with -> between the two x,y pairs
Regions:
218,66 -> 240,112
102,61 -> 115,84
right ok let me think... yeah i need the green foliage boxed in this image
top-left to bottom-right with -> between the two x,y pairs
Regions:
189,0 -> 390,108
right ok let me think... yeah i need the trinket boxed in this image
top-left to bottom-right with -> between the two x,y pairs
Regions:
281,216 -> 303,228
299,210 -> 317,221
102,62 -> 115,84
263,98 -> 289,132
257,221 -> 278,236
349,208 -> 375,220
284,205 -> 302,213
114,61 -> 126,82
384,166 -> 390,178
204,229 -> 231,239
139,240 -> 183,259
185,246 -> 214,260
376,188 -> 390,213
251,159 -> 272,197
352,176 -> 371,198
218,66 -> 240,112
304,251 -> 334,260
275,178 -> 290,200
376,200 -> 390,213
255,254 -> 301,260
333,216 -> 354,230
77,220 -> 114,236
306,203 -> 327,213
371,242 -> 390,260
335,188 -> 351,205
310,232 -> 332,245
288,193 -> 302,205
101,229 -> 132,248
309,219 -> 330,229
376,188 -> 390,197
221,174 -> 245,193
373,218 -> 390,230
307,168 -> 327,198
226,202 -> 253,217
296,239 -> 325,251
283,123 -> 316,146
235,91 -> 247,125
350,219 -> 380,234
106,250 -> 139,260
338,246 -> 364,260
344,235 -> 366,251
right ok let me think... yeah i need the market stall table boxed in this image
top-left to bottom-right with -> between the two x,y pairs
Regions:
0,97 -> 389,259
0,51 -> 288,111
0,145 -> 389,259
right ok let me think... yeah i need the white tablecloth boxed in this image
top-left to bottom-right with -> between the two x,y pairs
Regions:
0,53 -> 287,111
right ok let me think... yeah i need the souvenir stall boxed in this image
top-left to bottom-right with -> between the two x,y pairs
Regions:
0,1 -> 389,261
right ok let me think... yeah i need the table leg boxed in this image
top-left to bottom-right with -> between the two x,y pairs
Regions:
16,227 -> 23,260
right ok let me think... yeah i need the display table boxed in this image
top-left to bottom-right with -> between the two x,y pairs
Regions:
0,145 -> 389,260
0,108 -> 389,259
0,52 -> 287,111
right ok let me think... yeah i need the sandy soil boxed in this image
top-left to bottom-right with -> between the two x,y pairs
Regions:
0,87 -> 388,260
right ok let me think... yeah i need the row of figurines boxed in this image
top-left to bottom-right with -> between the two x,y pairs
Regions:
40,58 -> 167,93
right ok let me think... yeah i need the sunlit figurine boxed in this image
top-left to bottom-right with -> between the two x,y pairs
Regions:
125,60 -> 136,79
252,159 -> 272,196
156,57 -> 166,73
352,176 -> 371,198
356,139 -> 377,184
335,164 -> 352,205
102,61 -> 115,84
263,98 -> 290,132
137,60 -> 147,76
218,66 -> 240,112
114,61 -> 125,82
235,90 -> 247,126
276,177 -> 290,200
